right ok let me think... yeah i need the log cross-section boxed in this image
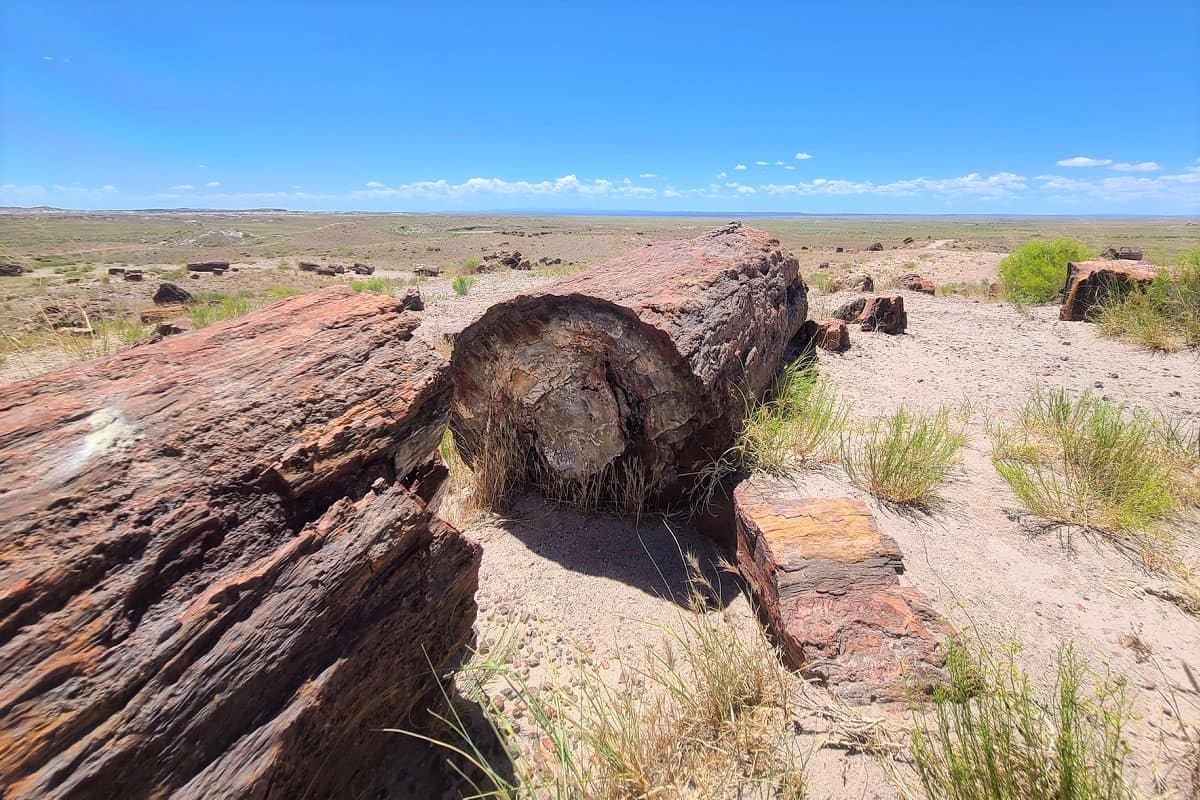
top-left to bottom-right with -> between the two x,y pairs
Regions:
449,223 -> 808,505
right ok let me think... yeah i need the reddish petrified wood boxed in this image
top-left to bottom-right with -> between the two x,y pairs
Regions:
0,287 -> 479,798
733,480 -> 949,703
449,222 -> 808,504
1059,260 -> 1158,321
799,318 -> 851,353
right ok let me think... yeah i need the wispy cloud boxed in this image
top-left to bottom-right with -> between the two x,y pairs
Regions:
761,172 -> 1028,198
774,160 -> 785,166
639,172 -> 657,178
1056,156 -> 1112,167
170,184 -> 194,190
794,152 -> 812,160
204,180 -> 221,187
1109,161 -> 1160,172
715,171 -> 727,179
40,56 -> 70,63
351,174 -> 657,200
365,180 -> 387,188
754,160 -> 769,166
734,164 -> 747,171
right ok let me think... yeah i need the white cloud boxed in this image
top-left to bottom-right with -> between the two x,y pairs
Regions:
1056,156 -> 1112,167
737,185 -> 756,194
716,171 -> 727,179
41,56 -> 54,61
365,180 -> 387,188
170,184 -> 194,190
639,172 -> 657,178
1109,161 -> 1160,172
784,165 -> 795,170
204,180 -> 220,187
663,188 -> 681,198
734,164 -> 747,171
774,160 -> 785,166
754,161 -> 769,166
794,152 -> 812,160
197,164 -> 207,169
102,185 -> 117,192
349,174 -> 657,200
761,171 -> 1028,199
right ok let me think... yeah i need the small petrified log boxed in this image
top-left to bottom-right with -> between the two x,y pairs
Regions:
185,261 -> 230,273
733,479 -> 950,702
152,282 -> 193,305
352,261 -> 375,275
450,223 -> 808,504
0,287 -> 476,798
799,318 -> 850,352
1,260 -> 26,277
1059,260 -> 1157,321
138,303 -> 187,323
858,296 -> 907,333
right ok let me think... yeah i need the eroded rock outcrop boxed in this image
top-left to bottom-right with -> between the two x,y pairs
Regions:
1059,260 -> 1158,321
733,481 -> 950,703
0,287 -> 480,799
449,223 -> 808,505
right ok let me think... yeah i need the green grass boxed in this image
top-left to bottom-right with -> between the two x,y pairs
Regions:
266,286 -> 305,299
998,239 -> 1092,305
186,294 -> 253,328
1094,264 -> 1200,352
841,407 -> 966,506
462,256 -> 481,273
452,275 -> 476,296
809,272 -> 832,292
912,641 -> 1136,800
732,362 -> 849,475
348,276 -> 395,294
393,564 -> 806,799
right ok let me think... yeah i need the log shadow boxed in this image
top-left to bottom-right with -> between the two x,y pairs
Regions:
492,492 -> 743,610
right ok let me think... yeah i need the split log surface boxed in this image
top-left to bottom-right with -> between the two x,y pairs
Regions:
0,287 -> 479,798
449,222 -> 808,503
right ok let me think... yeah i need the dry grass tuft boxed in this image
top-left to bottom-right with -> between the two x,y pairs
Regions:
1094,264 -> 1200,352
840,406 -> 966,507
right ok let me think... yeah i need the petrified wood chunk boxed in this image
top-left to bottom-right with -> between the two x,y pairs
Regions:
152,282 -> 193,305
733,481 -> 950,703
1059,260 -> 1157,321
449,223 -> 808,504
799,318 -> 850,353
138,303 -> 187,323
0,287 -> 477,798
185,261 -> 230,273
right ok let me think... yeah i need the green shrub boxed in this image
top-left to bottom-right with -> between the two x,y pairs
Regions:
348,277 -> 394,294
187,295 -> 253,328
997,239 -> 1091,305
841,407 -> 965,506
912,641 -> 1136,800
1094,265 -> 1200,351
809,272 -> 832,292
461,256 -> 481,273
451,275 -> 475,296
1178,246 -> 1200,268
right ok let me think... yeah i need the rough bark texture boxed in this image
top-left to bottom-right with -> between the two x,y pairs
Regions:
733,480 -> 949,703
0,287 -> 480,798
798,318 -> 851,353
1059,260 -> 1157,321
449,222 -> 808,503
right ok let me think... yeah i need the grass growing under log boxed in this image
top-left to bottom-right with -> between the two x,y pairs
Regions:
1094,262 -> 1200,352
912,641 -> 1137,800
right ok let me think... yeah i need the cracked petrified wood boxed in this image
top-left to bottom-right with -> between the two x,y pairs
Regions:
0,287 -> 481,799
449,222 -> 808,504
1059,260 -> 1157,321
733,480 -> 949,703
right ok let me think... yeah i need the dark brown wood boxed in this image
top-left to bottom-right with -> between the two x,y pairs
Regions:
0,287 -> 479,798
449,223 -> 808,505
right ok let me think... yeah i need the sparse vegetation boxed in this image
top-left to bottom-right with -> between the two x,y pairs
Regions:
1094,263 -> 1200,352
997,239 -> 1091,305
452,275 -> 476,296
401,565 -> 806,799
809,272 -> 832,292
348,276 -> 395,294
912,640 -> 1137,800
186,294 -> 253,328
936,278 -> 995,301
266,285 -> 305,299
462,256 -> 482,273
841,406 -> 966,506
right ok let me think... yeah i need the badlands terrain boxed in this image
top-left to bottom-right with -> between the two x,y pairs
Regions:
0,211 -> 1197,798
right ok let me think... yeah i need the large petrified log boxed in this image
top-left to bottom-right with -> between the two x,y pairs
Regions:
733,478 -> 950,703
449,222 -> 808,505
1059,259 -> 1157,321
0,287 -> 480,798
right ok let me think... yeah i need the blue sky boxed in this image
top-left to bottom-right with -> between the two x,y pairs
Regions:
2,1 -> 1198,214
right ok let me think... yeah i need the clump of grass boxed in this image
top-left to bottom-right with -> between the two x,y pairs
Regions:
937,278 -> 995,301
841,406 -> 966,506
998,239 -> 1092,305
401,565 -> 806,799
990,388 -> 1196,556
1094,264 -> 1200,352
348,276 -> 395,294
912,640 -> 1136,800
809,272 -> 832,292
461,256 -> 482,274
266,286 -> 304,299
452,275 -> 476,296
186,294 -> 253,328
733,362 -> 849,476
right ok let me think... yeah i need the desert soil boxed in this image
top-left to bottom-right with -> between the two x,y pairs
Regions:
2,212 -> 1198,797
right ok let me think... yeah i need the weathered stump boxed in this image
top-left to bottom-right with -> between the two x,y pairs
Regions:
1059,260 -> 1157,321
449,223 -> 808,505
0,287 -> 479,798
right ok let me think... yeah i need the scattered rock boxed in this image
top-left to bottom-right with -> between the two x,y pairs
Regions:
832,274 -> 874,292
0,260 -> 23,277
402,287 -> 424,311
485,250 -> 532,270
298,261 -> 320,272
316,265 -> 339,276
866,242 -> 884,252
123,269 -> 144,282
1101,246 -> 1144,261
899,274 -> 935,294
538,256 -> 563,266
799,318 -> 850,352
858,296 -> 908,333
902,236 -> 915,245
1059,260 -> 1157,321
414,265 -> 441,277
835,247 -> 844,253
139,304 -> 187,323
831,297 -> 867,322
449,223 -> 808,504
352,262 -> 375,275
152,282 -> 193,305
151,317 -> 193,341
107,267 -> 126,275
732,484 -> 950,702
186,261 -> 230,273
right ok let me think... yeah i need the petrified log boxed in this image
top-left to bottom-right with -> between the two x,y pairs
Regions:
152,282 -> 193,305
138,303 -> 187,323
1059,260 -> 1157,321
733,479 -> 950,702
185,261 -> 230,273
798,318 -> 850,353
449,223 -> 808,505
0,287 -> 478,798
1,260 -> 25,277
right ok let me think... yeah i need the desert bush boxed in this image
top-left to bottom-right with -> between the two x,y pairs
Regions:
912,641 -> 1136,800
398,565 -> 806,799
809,272 -> 832,292
997,239 -> 1091,305
1094,265 -> 1200,351
732,362 -> 849,475
348,277 -> 394,294
990,389 -> 1193,544
841,407 -> 966,506
452,275 -> 476,296
462,256 -> 482,273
